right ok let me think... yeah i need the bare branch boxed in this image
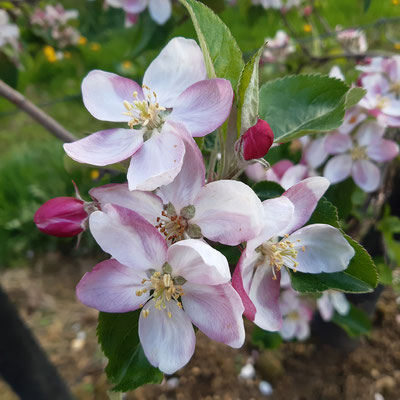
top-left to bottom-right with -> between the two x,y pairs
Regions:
0,80 -> 77,143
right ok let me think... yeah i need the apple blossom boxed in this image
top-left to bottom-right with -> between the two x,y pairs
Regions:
64,37 -> 233,191
262,30 -> 295,63
279,289 -> 313,341
0,10 -> 20,57
337,29 -> 368,54
90,133 -> 265,246
105,0 -> 172,25
232,177 -> 355,331
323,121 -> 399,192
317,290 -> 350,321
77,204 -> 245,373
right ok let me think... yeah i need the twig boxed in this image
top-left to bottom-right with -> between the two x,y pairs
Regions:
0,80 -> 77,143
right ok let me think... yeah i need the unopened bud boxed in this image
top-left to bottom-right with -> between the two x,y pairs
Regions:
34,197 -> 88,237
236,119 -> 274,161
302,5 -> 313,17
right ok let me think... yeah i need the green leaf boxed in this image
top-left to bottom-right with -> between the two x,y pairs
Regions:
325,178 -> 356,220
332,304 -> 371,337
345,87 -> 366,109
259,75 -> 349,143
363,0 -> 372,12
252,181 -> 284,201
290,198 -> 378,293
179,0 -> 244,89
252,326 -> 282,349
236,44 -> 265,136
97,310 -> 163,392
376,262 -> 393,285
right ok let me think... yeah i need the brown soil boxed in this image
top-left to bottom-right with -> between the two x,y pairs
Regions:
1,254 -> 400,400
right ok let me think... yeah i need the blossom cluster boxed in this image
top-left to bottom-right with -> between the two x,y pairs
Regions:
31,4 -> 80,49
262,30 -> 295,64
251,0 -> 303,12
35,37 -> 357,372
248,62 -> 399,193
0,10 -> 20,64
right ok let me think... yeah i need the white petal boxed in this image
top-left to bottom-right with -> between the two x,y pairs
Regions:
167,239 -> 230,285
143,37 -> 207,108
81,70 -> 143,122
283,176 -> 330,234
248,266 -> 282,331
182,282 -> 245,348
330,291 -> 350,316
246,196 -> 294,255
356,121 -> 386,146
280,319 -> 297,340
89,204 -> 167,271
279,165 -> 308,190
63,128 -> 143,167
192,180 -> 264,246
158,132 -> 205,213
127,126 -> 185,191
148,0 -> 171,24
352,159 -> 380,193
169,78 -> 233,137
323,154 -> 352,184
303,137 -> 329,169
139,300 -> 195,374
316,292 -> 334,321
325,133 -> 353,155
286,224 -> 355,273
123,0 -> 147,13
76,259 -> 148,313
89,184 -> 163,226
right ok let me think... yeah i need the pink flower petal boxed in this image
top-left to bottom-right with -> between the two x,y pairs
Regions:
158,131 -> 205,213
280,164 -> 308,190
246,163 -> 268,182
182,282 -> 245,348
317,292 -> 334,321
170,78 -> 233,137
323,154 -> 352,184
167,239 -> 230,285
192,180 -> 264,246
272,159 -> 294,179
148,0 -> 171,24
89,204 -> 167,271
249,264 -> 282,331
139,300 -> 195,374
143,37 -> 207,108
82,70 -> 144,122
63,128 -> 144,166
303,137 -> 328,169
76,259 -> 148,312
352,159 -> 380,192
355,121 -> 385,146
367,138 -> 399,162
127,124 -> 186,191
286,224 -> 355,273
283,176 -> 330,234
123,0 -> 147,13
325,133 -> 352,155
232,253 -> 257,322
89,183 -> 163,226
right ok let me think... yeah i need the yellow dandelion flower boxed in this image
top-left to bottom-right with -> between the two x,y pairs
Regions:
78,36 -> 87,45
303,24 -> 312,33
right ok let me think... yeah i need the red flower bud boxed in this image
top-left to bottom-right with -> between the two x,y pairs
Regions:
236,119 -> 274,161
34,197 -> 88,237
302,5 -> 313,17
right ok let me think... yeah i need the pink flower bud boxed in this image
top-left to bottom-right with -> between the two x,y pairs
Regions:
34,197 -> 88,237
236,119 -> 274,161
302,5 -> 313,17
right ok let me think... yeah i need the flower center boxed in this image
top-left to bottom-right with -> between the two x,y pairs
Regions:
376,95 -> 389,110
256,235 -> 305,279
137,264 -> 186,319
287,310 -> 300,321
350,146 -> 368,161
156,210 -> 188,243
122,84 -> 166,130
155,203 -> 200,243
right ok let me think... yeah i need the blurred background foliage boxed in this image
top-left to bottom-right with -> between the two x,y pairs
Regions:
0,0 -> 399,267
